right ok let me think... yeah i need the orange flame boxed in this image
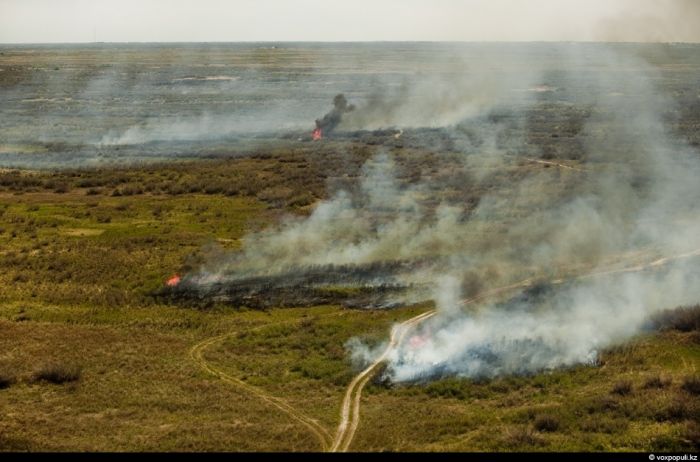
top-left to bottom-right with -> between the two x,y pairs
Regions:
312,127 -> 322,141
408,334 -> 428,349
166,274 -> 181,287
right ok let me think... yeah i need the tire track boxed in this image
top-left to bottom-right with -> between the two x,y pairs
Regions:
189,321 -> 332,451
188,247 -> 699,452
331,247 -> 700,451
522,157 -> 588,172
330,310 -> 436,452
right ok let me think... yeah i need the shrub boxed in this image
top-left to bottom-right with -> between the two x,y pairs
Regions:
0,372 -> 16,389
681,375 -> 700,395
644,374 -> 671,389
658,398 -> 693,422
580,416 -> 628,434
502,427 -> 545,448
650,305 -> 700,332
611,380 -> 633,396
533,414 -> 560,432
31,362 -> 82,384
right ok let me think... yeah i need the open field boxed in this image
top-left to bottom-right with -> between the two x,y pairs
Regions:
2,43 -> 699,167
0,155 -> 697,451
1,43 -> 700,452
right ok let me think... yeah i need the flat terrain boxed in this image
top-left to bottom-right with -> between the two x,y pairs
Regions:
0,154 -> 697,451
1,43 -> 699,451
2,43 -> 699,167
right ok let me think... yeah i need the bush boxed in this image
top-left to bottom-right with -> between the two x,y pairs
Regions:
533,414 -> 560,432
502,427 -> 545,448
0,372 -> 16,389
31,362 -> 82,384
681,375 -> 700,395
644,374 -> 671,389
658,398 -> 693,422
611,380 -> 633,396
650,305 -> 700,332
685,422 -> 700,449
580,416 -> 629,434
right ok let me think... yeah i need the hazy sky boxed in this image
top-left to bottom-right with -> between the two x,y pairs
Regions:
1,0 -> 699,43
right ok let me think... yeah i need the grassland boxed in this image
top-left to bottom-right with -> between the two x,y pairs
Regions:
0,152 -> 698,452
1,41 -> 700,452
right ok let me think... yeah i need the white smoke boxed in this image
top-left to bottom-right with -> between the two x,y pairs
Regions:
389,259 -> 700,381
382,46 -> 700,382
190,44 -> 700,381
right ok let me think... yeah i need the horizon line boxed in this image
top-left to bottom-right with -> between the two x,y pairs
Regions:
1,39 -> 700,46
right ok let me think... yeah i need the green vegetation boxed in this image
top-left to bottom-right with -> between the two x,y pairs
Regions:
0,155 -> 698,451
359,330 -> 699,451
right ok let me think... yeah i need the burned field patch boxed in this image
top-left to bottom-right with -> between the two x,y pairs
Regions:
157,260 -> 427,309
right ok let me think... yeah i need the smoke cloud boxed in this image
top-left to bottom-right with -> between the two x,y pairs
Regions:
314,94 -> 355,136
187,43 -> 700,381
595,0 -> 700,43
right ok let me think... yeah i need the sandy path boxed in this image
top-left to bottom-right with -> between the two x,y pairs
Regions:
331,246 -> 700,451
189,322 -> 332,451
187,246 -> 699,452
523,157 -> 588,172
330,310 -> 437,452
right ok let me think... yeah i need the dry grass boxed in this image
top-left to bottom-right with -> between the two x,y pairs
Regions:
681,375 -> 700,395
0,152 -> 698,452
611,380 -> 633,396
502,427 -> 546,448
533,415 -> 560,433
31,362 -> 82,385
643,374 -> 672,389
0,372 -> 15,390
650,305 -> 700,332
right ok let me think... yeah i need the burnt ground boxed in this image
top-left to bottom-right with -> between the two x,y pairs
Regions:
156,260 -> 436,309
1,43 -> 699,310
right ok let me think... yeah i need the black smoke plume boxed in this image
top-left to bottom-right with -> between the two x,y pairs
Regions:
315,94 -> 356,135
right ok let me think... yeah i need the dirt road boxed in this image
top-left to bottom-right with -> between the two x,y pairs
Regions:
190,246 -> 699,452
330,246 -> 700,451
330,310 -> 437,452
189,324 -> 332,451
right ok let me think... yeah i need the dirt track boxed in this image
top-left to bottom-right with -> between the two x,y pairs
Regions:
329,246 -> 700,451
189,325 -> 332,451
523,156 -> 588,172
330,310 -> 437,452
190,246 -> 700,452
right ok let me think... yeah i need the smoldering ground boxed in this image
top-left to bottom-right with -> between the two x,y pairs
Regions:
2,43 -> 699,381
183,44 -> 700,382
3,43 -> 698,165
